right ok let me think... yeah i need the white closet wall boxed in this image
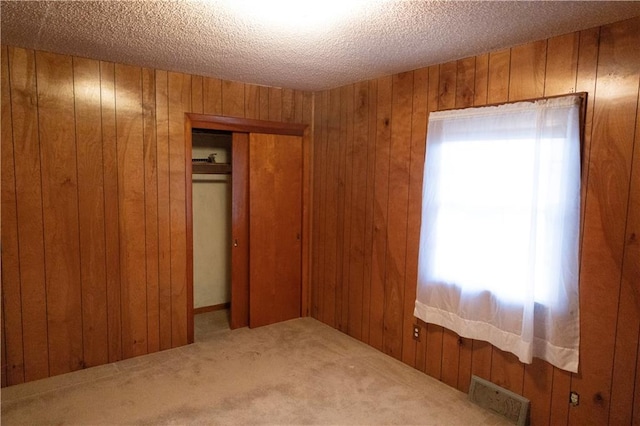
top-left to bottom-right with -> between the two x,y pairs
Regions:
192,133 -> 231,309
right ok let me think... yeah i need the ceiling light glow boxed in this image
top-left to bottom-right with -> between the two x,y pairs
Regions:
220,0 -> 374,32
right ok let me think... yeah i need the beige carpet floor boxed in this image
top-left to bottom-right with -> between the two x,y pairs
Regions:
1,311 -> 509,425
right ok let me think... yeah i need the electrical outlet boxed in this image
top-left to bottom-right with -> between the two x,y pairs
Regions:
412,324 -> 420,341
569,391 -> 579,406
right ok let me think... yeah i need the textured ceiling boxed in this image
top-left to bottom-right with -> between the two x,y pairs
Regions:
2,1 -> 640,91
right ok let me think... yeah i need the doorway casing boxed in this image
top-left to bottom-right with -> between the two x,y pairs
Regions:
184,114 -> 310,342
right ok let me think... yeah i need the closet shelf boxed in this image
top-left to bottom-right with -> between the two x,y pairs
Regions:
192,162 -> 232,175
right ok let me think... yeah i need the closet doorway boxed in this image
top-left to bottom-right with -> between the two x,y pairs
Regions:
191,129 -> 233,339
185,115 -> 309,343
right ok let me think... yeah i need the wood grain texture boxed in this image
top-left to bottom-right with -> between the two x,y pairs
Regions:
347,81 -> 369,341
142,67 -> 160,353
230,132 -> 249,329
2,45 -> 314,386
403,66 -> 428,369
222,81 -> 244,117
155,69 -> 172,351
369,76 -> 392,351
1,45 -> 25,385
383,71 -> 413,360
73,56 -> 109,368
249,134 -> 302,327
9,47 -> 50,382
100,61 -> 122,363
167,72 -> 190,348
309,17 -> 640,426
36,50 -> 84,376
115,63 -> 147,359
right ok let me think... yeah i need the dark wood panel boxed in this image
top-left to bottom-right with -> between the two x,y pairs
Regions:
1,45 -> 25,385
301,91 -> 314,316
259,86 -> 270,121
282,88 -> 295,123
115,63 -> 147,359
155,69 -> 173,351
100,61 -> 122,363
36,51 -> 84,376
230,132 -> 249,329
337,84 -> 354,332
322,88 -> 341,328
369,76 -> 392,351
73,56 -> 109,368
383,71 -> 413,360
142,67 -> 160,354
191,75 -> 203,114
403,66 -> 428,369
168,72 -> 190,348
361,80 -> 377,345
347,81 -> 369,341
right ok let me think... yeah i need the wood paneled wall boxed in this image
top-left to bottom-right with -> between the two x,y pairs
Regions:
311,17 -> 640,425
0,45 -> 312,386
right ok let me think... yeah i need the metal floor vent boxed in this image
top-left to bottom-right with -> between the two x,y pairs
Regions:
468,375 -> 530,425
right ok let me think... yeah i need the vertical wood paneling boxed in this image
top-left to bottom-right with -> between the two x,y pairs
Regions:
115,64 -> 147,359
570,18 -> 639,425
347,81 -> 369,341
36,51 -> 84,376
310,17 -> 640,426
268,87 -> 282,121
2,44 -> 315,386
167,72 -> 190,348
259,86 -> 270,120
155,69 -> 172,351
322,88 -> 340,327
244,84 -> 260,119
142,67 -> 160,354
10,47 -> 50,382
403,66 -> 428,370
338,84 -> 354,332
73,57 -> 108,368
222,80 -> 244,117
202,77 -> 222,115
301,91 -> 313,315
383,71 -> 413,360
361,79 -> 377,344
1,45 -> 25,385
369,76 -> 392,351
334,86 -> 347,331
100,61 -> 122,363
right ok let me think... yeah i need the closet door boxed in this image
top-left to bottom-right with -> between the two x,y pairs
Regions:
249,133 -> 302,327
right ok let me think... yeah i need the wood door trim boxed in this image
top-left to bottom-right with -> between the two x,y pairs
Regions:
187,113 -> 306,136
185,114 -> 309,340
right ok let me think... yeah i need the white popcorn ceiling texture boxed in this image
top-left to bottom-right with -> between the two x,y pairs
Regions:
2,1 -> 640,91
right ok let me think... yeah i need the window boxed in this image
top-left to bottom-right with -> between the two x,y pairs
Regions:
414,95 -> 582,373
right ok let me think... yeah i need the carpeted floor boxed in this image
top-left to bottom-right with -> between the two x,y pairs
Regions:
1,311 -> 509,425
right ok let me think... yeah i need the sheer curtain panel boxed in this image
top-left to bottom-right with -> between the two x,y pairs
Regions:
414,95 -> 582,373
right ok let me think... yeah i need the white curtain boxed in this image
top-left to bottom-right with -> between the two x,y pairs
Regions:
414,95 -> 581,373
